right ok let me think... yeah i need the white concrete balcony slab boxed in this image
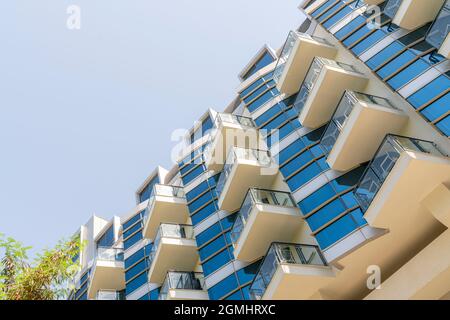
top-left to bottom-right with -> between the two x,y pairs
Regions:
321,91 -> 408,172
273,31 -> 337,96
297,57 -> 368,129
354,135 -> 450,231
203,113 -> 261,172
216,147 -> 279,212
249,243 -> 335,300
231,189 -> 303,262
158,272 -> 208,300
147,224 -> 198,284
384,0 -> 446,30
87,247 -> 125,299
142,185 -> 189,240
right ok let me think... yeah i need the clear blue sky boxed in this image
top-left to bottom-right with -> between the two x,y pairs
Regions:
0,1 -> 303,255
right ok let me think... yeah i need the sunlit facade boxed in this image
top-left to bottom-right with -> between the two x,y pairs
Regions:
69,0 -> 450,300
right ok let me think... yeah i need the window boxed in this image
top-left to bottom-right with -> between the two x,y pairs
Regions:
315,208 -> 367,249
139,176 -> 159,203
181,164 -> 205,185
241,52 -> 275,81
96,225 -> 115,248
246,88 -> 279,113
124,231 -> 143,250
123,212 -> 143,230
190,116 -> 214,144
191,201 -> 218,225
199,236 -> 228,261
125,271 -> 148,295
311,0 -> 338,18
202,248 -> 233,276
208,273 -> 239,300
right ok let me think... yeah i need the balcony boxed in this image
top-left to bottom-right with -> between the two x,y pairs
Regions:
87,247 -> 125,299
203,113 -> 260,172
96,290 -> 125,300
249,243 -> 335,300
216,147 -> 279,211
158,272 -> 208,300
297,57 -> 368,129
142,185 -> 189,240
321,91 -> 408,172
273,31 -> 336,96
384,0 -> 446,30
231,189 -> 303,262
426,0 -> 450,58
148,224 -> 198,284
354,135 -> 450,230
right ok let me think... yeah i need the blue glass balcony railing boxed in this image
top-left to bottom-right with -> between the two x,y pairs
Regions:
354,134 -> 445,212
384,0 -> 403,19
158,271 -> 205,300
426,0 -> 450,49
249,243 -> 327,300
96,247 -> 124,262
321,91 -> 396,154
230,189 -> 298,246
96,290 -> 126,300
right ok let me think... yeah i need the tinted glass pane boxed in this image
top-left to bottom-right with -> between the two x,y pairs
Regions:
191,201 -> 217,225
196,222 -> 222,247
436,115 -> 450,136
377,50 -> 416,79
298,183 -> 336,215
407,75 -> 450,108
286,161 -> 324,191
306,198 -> 347,231
387,59 -> 430,89
421,93 -> 450,122
202,249 -> 233,276
199,236 -> 228,261
208,273 -> 239,300
366,42 -> 404,70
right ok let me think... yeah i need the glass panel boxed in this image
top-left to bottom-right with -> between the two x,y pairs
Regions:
158,272 -> 205,300
354,135 -> 443,212
155,184 -> 185,198
426,0 -> 450,48
96,290 -> 125,300
249,243 -> 326,300
384,0 -> 403,19
96,247 -> 124,262
228,114 -> 255,127
293,83 -> 310,114
321,121 -> 341,154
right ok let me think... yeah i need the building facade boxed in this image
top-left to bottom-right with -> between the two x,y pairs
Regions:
69,0 -> 450,300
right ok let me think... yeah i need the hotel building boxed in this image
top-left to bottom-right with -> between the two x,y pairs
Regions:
69,0 -> 450,300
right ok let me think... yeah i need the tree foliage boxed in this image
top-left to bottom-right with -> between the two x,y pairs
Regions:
0,233 -> 81,300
